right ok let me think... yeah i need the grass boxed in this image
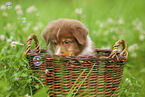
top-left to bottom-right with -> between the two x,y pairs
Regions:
0,0 -> 145,96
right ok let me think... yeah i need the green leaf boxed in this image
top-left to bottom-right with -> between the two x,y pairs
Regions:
33,86 -> 49,97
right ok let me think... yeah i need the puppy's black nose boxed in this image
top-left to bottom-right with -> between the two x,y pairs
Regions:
60,52 -> 64,55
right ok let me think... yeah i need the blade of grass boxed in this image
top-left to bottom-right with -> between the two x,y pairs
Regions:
66,69 -> 87,97
30,75 -> 44,88
73,63 -> 96,97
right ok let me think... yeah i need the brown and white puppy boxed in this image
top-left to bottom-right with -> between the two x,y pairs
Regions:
41,19 -> 94,56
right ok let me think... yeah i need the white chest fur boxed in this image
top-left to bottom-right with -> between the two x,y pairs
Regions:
80,35 -> 94,56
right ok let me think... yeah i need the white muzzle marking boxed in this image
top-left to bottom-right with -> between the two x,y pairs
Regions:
55,47 -> 61,55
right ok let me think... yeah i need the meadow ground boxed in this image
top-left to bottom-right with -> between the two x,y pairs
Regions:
0,0 -> 145,96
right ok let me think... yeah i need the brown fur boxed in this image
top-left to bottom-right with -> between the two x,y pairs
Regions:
41,19 -> 93,56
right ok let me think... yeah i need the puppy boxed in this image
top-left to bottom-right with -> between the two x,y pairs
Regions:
41,19 -> 94,56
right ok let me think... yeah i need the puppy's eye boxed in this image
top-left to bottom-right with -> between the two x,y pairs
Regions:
53,42 -> 57,46
64,41 -> 70,45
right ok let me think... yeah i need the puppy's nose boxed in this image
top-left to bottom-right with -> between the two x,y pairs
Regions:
60,52 -> 64,55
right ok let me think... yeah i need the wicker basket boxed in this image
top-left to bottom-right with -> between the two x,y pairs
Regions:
25,34 -> 128,97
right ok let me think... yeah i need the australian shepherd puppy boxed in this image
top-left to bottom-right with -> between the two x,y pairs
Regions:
41,19 -> 94,56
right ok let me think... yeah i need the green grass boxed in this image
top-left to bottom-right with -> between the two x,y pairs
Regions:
0,0 -> 145,96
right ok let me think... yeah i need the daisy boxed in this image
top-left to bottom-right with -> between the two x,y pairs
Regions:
33,26 -> 39,31
107,18 -> 114,24
128,44 -> 138,52
1,5 -> 6,10
0,35 -> 5,41
17,10 -> 23,15
139,34 -> 144,41
3,12 -> 8,17
26,6 -> 37,13
75,8 -> 83,14
15,5 -> 21,10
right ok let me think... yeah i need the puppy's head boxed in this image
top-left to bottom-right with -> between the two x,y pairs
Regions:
41,19 -> 88,56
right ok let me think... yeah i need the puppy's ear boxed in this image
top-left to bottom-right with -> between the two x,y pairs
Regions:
41,27 -> 50,46
71,26 -> 88,45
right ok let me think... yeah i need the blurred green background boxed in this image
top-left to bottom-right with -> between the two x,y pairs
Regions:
0,0 -> 145,96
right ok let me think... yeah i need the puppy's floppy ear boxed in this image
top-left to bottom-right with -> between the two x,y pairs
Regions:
41,27 -> 50,46
71,26 -> 88,45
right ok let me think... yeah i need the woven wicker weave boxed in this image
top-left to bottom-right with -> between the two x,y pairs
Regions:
25,34 -> 128,97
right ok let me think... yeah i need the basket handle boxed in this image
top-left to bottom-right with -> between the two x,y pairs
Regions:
25,34 -> 41,58
109,39 -> 128,60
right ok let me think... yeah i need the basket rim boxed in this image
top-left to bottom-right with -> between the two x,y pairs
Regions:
26,48 -> 126,61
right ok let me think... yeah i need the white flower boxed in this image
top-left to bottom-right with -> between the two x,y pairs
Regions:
10,41 -> 24,47
11,44 -> 16,48
33,26 -> 39,31
130,52 -> 137,58
136,22 -> 143,31
99,23 -> 104,28
7,39 -> 12,44
125,78 -> 129,81
26,6 -> 37,13
17,10 -> 23,15
107,18 -> 114,24
19,43 -> 24,45
1,5 -> 6,10
132,18 -> 143,31
128,44 -> 138,52
139,34 -> 144,41
10,36 -> 13,40
75,8 -> 83,14
24,94 -> 31,97
11,41 -> 18,47
125,78 -> 131,83
3,12 -> 8,17
7,23 -> 13,28
110,27 -> 118,32
118,18 -> 124,24
15,5 -> 21,10
0,35 -> 5,41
